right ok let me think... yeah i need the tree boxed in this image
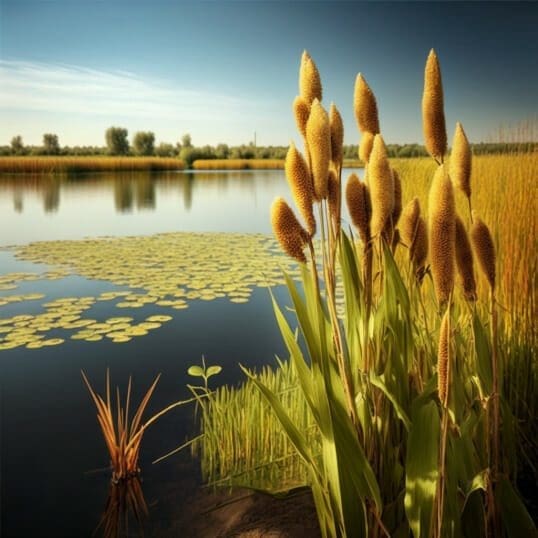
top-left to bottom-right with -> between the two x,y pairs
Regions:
43,133 -> 60,155
133,131 -> 155,156
10,135 -> 25,155
105,127 -> 129,155
181,133 -> 192,148
155,142 -> 176,157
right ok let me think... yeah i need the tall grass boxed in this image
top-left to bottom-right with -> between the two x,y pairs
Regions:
0,156 -> 184,174
193,50 -> 536,537
192,159 -> 284,170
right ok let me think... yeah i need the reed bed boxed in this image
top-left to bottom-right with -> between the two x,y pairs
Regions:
0,156 -> 184,174
193,50 -> 537,537
192,159 -> 284,170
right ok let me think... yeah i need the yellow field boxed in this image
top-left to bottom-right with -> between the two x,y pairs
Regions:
192,159 -> 284,170
0,156 -> 184,173
390,153 -> 537,343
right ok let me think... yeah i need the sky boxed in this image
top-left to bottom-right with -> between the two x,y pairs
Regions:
0,1 -> 537,147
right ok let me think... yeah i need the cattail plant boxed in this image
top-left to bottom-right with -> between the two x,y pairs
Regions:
354,74 -> 380,134
368,135 -> 394,239
423,49 -> 447,162
359,131 -> 375,164
329,103 -> 344,169
270,198 -> 309,264
400,197 -> 428,280
293,96 -> 310,139
428,165 -> 456,307
450,122 -> 472,199
299,50 -> 322,105
285,142 -> 316,237
306,99 -> 331,201
346,174 -> 372,246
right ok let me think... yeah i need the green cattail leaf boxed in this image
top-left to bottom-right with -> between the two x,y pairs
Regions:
369,374 -> 411,431
405,399 -> 440,538
187,365 -> 205,378
206,365 -> 222,378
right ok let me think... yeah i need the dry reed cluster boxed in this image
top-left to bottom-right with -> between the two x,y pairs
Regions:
192,159 -> 284,170
0,156 -> 183,174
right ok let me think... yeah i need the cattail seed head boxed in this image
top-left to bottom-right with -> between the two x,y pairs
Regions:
437,308 -> 450,406
285,142 -> 316,237
428,165 -> 456,306
368,135 -> 394,238
455,216 -> 477,301
422,49 -> 447,161
271,197 -> 308,264
299,51 -> 322,106
329,103 -> 344,167
359,132 -> 375,164
306,99 -> 331,200
470,212 -> 496,290
401,198 -> 428,275
293,96 -> 310,139
345,173 -> 371,244
354,74 -> 380,134
450,122 -> 472,199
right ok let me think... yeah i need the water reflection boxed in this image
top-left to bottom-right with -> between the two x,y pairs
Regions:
43,179 -> 60,213
96,477 -> 148,538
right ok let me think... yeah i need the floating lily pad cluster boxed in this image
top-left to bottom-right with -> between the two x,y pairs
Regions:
0,233 -> 303,350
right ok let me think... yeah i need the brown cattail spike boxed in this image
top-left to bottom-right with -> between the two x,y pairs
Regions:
428,165 -> 456,306
401,198 -> 428,277
271,197 -> 308,264
470,212 -> 496,290
354,74 -> 380,134
437,308 -> 450,406
299,51 -> 322,106
423,49 -> 447,162
450,122 -> 472,199
306,99 -> 331,201
285,142 -> 316,237
293,96 -> 310,139
329,103 -> 344,167
345,173 -> 371,244
455,215 -> 477,300
368,135 -> 394,238
359,132 -> 375,164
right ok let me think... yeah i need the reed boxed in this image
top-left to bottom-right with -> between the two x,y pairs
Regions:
192,159 -> 284,170
0,156 -> 183,174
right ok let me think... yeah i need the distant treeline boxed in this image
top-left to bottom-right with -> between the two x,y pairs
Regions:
2,129 -> 536,168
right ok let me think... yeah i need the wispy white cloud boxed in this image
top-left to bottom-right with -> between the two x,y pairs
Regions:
0,59 -> 260,121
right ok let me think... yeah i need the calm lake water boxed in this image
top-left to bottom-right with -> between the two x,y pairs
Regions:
0,169 -> 360,537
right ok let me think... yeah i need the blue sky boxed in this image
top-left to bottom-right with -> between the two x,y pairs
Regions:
0,1 -> 536,147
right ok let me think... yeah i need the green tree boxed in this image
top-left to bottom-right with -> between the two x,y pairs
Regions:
181,133 -> 192,148
10,135 -> 25,155
43,133 -> 60,155
155,142 -> 176,157
133,131 -> 155,156
105,127 -> 129,155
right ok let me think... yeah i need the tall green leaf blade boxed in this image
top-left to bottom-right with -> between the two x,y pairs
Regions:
405,399 -> 440,538
497,477 -> 537,537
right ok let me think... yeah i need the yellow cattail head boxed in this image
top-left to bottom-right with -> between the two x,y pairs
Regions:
271,197 -> 308,264
455,215 -> 477,301
354,74 -> 380,134
450,122 -> 472,199
428,165 -> 456,306
299,51 -> 322,106
329,103 -> 344,167
368,135 -> 394,238
345,173 -> 371,244
470,211 -> 496,291
359,132 -> 375,164
401,198 -> 428,276
437,308 -> 450,406
422,49 -> 447,161
285,142 -> 316,237
293,96 -> 310,139
306,99 -> 331,201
